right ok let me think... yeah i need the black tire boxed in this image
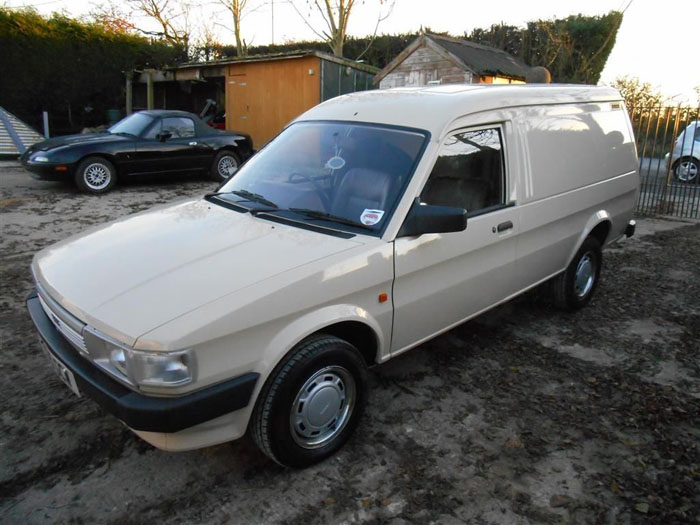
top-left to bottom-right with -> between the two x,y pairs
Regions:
552,236 -> 602,311
250,334 -> 368,468
210,150 -> 241,182
74,156 -> 117,194
673,157 -> 699,184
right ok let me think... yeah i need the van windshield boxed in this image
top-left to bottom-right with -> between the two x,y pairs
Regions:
217,121 -> 428,235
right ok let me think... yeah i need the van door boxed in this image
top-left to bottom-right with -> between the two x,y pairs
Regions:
392,126 -> 519,353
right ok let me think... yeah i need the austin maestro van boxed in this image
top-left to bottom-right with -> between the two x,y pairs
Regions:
27,85 -> 639,467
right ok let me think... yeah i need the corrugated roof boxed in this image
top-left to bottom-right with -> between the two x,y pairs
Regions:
0,107 -> 43,156
172,50 -> 379,75
426,34 -> 530,79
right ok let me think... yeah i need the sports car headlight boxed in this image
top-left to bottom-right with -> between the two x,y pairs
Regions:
33,155 -> 49,162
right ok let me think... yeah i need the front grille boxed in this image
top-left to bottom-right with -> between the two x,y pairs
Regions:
37,294 -> 88,354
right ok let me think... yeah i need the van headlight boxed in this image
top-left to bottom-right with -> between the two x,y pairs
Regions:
84,327 -> 195,389
128,350 -> 193,387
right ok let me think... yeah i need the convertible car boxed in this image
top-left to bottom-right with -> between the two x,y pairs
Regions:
20,110 -> 254,194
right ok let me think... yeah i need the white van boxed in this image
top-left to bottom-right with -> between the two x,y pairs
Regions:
27,85 -> 639,467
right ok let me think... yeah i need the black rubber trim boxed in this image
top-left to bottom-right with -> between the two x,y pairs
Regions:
256,213 -> 357,238
26,291 -> 259,433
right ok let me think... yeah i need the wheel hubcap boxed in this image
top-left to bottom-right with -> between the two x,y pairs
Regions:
218,156 -> 238,178
574,253 -> 595,298
84,163 -> 111,190
677,161 -> 698,182
290,366 -> 356,449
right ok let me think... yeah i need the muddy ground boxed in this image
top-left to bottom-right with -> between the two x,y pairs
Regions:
0,164 -> 698,525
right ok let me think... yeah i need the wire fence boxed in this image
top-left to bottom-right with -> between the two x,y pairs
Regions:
629,105 -> 700,219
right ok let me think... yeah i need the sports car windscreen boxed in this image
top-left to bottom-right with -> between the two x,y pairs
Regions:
216,121 -> 428,235
108,113 -> 154,136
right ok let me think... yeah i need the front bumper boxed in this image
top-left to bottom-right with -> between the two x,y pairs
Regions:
26,291 -> 259,433
20,158 -> 75,181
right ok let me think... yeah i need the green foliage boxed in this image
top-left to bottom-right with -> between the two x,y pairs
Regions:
1,8 -> 623,134
236,12 -> 620,85
468,12 -> 623,84
0,8 -> 185,134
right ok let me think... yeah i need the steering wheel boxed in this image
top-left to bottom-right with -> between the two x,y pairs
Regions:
287,172 -> 331,208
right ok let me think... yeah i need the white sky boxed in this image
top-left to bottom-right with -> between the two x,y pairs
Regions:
5,0 -> 700,102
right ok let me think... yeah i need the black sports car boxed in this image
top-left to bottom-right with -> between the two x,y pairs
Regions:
20,110 -> 254,194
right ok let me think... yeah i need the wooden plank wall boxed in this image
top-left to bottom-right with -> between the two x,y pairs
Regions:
379,46 -> 472,89
226,56 -> 320,148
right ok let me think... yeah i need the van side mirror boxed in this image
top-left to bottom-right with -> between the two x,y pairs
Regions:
398,199 -> 467,237
156,131 -> 172,142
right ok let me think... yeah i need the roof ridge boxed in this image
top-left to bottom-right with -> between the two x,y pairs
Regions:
426,33 -> 518,58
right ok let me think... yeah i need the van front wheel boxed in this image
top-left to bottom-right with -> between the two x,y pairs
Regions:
552,236 -> 602,311
250,334 -> 367,468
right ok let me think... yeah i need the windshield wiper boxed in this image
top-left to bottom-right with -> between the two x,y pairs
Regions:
205,191 -> 279,214
204,191 -> 249,211
288,208 -> 375,231
231,189 -> 279,209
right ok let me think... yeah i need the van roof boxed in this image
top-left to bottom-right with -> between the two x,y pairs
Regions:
296,84 -> 623,138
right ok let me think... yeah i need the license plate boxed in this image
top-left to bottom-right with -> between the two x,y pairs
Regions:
39,338 -> 81,397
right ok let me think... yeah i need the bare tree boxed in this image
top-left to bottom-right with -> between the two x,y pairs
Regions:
218,0 -> 250,57
193,19 -> 225,62
126,0 -> 191,50
90,2 -> 137,33
289,0 -> 395,58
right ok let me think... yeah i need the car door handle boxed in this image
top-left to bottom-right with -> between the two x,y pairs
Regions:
494,221 -> 513,233
189,141 -> 198,146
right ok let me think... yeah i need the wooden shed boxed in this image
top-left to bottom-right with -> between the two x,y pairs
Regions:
375,33 -> 533,89
131,52 -> 377,148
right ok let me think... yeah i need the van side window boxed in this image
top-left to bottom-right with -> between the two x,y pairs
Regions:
420,128 -> 505,215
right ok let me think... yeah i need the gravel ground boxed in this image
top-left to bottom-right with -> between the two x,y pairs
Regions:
1,164 -> 699,525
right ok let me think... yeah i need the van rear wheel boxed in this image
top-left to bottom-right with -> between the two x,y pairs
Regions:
552,236 -> 602,311
250,334 -> 367,468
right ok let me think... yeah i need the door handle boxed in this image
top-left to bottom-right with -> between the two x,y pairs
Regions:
494,221 -> 513,233
189,141 -> 198,146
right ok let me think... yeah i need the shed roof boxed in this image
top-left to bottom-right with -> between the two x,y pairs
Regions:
375,33 -> 532,84
171,50 -> 380,75
427,34 -> 531,78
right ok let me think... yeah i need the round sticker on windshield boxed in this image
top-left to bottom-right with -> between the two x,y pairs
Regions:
325,156 -> 346,170
360,209 -> 385,226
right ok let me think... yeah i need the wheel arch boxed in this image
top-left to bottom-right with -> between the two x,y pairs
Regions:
312,321 -> 379,367
672,155 -> 700,171
565,211 -> 611,266
261,307 -> 384,382
75,152 -> 121,175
